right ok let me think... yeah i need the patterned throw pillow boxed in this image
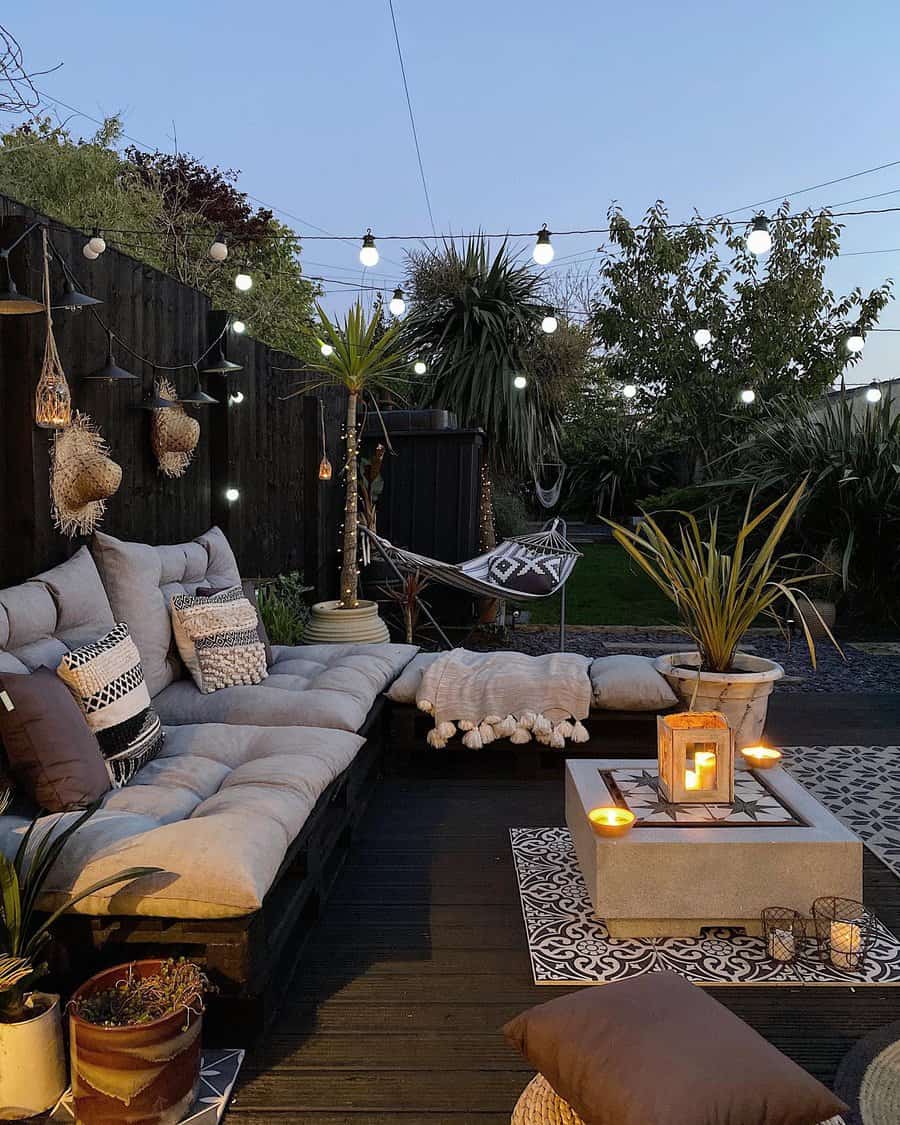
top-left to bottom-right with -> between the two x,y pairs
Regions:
487,551 -> 564,595
56,623 -> 164,786
170,586 -> 267,694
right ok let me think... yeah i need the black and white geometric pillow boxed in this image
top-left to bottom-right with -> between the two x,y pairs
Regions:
57,623 -> 164,786
488,551 -> 564,595
170,586 -> 267,694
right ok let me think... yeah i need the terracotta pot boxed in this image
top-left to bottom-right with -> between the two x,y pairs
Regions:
653,651 -> 784,749
302,599 -> 391,644
69,960 -> 201,1125
0,993 -> 67,1119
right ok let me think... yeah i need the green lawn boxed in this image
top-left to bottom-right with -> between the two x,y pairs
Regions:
528,543 -> 680,627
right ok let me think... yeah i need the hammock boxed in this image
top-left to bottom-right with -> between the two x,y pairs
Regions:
533,461 -> 566,509
361,519 -> 582,650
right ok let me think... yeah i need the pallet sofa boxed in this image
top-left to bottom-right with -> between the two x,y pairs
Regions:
0,529 -> 416,1034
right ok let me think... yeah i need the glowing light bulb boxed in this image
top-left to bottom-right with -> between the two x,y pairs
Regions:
228,391 -> 244,405
234,271 -> 253,291
88,234 -> 106,255
532,225 -> 554,265
740,388 -> 756,404
513,374 -> 528,389
208,234 -> 228,261
413,360 -> 427,375
622,384 -> 637,399
360,229 -> 379,267
225,487 -> 240,502
389,287 -> 406,316
866,381 -> 882,403
231,320 -> 246,334
746,215 -> 772,256
846,333 -> 865,354
320,342 -> 334,357
82,245 -> 99,260
541,315 -> 558,334
693,328 -> 712,348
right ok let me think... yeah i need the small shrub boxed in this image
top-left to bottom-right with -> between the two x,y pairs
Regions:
256,571 -> 312,645
492,486 -> 530,538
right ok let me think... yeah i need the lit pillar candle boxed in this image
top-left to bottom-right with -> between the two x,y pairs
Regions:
830,921 -> 862,971
685,769 -> 699,790
695,750 -> 717,789
767,928 -> 795,962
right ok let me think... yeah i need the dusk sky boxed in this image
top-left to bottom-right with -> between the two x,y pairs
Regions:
12,0 -> 900,385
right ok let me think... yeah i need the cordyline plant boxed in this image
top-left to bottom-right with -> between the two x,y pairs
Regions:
604,481 -> 842,673
0,801 -> 161,1023
302,302 -> 408,609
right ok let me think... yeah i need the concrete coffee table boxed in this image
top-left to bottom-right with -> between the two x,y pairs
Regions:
565,758 -> 862,938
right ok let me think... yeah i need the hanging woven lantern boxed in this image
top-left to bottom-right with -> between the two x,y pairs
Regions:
34,229 -> 72,429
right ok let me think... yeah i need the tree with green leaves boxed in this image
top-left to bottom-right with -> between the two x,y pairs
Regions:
591,201 -> 892,478
0,116 -> 320,358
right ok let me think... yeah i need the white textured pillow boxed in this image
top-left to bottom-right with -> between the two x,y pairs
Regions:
385,651 -> 440,703
590,654 -> 677,711
169,586 -> 267,694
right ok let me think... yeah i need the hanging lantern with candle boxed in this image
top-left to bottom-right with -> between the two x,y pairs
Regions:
317,398 -> 333,480
656,711 -> 735,804
34,228 -> 72,430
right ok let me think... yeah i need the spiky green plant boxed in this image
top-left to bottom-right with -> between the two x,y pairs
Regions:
604,481 -> 841,672
0,803 -> 161,1022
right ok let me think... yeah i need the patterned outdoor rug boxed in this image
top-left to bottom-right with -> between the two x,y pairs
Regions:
510,825 -> 900,987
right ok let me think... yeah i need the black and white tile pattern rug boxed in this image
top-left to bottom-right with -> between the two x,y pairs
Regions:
511,745 -> 900,988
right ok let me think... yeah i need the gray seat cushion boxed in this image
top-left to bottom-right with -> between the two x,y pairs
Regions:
154,642 -> 418,732
0,548 -> 115,674
0,723 -> 364,919
92,527 -> 242,696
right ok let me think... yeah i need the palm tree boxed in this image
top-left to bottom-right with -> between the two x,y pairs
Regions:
306,302 -> 407,609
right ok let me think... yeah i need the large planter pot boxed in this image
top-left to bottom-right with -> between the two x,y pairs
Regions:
654,651 -> 784,749
0,993 -> 66,1119
303,599 -> 390,644
796,598 -> 837,640
69,960 -> 202,1125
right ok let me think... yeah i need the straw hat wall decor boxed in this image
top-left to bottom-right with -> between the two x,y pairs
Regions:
50,412 -> 122,537
152,377 -> 200,478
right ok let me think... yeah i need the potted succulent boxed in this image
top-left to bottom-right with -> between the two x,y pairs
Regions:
69,957 -> 209,1125
300,302 -> 408,644
605,481 -> 840,747
0,800 -> 161,1119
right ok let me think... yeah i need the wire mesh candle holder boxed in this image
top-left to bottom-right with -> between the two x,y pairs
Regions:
811,896 -> 874,973
760,907 -> 806,964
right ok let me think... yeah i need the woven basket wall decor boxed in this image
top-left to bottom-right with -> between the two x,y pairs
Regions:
152,377 -> 199,478
50,411 -> 122,537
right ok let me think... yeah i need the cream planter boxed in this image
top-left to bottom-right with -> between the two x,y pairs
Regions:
303,599 -> 390,645
653,652 -> 784,749
0,993 -> 67,1119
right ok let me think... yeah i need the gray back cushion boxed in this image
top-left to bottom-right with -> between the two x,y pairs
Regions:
92,527 -> 242,697
0,548 -> 116,672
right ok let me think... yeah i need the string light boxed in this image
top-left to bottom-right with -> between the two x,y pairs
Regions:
532,224 -> 554,265
231,319 -> 246,334
389,286 -> 406,316
224,487 -> 240,502
228,391 -> 245,405
359,229 -> 379,268
320,342 -> 334,357
87,230 -> 107,256
541,315 -> 558,334
746,215 -> 772,255
513,374 -> 527,389
693,327 -> 712,348
234,270 -> 253,291
208,232 -> 228,261
413,360 -> 427,375
82,244 -> 99,260
846,332 -> 865,353
740,388 -> 756,404
866,380 -> 883,403
622,383 -> 637,399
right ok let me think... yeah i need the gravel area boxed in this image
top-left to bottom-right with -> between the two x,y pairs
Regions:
467,627 -> 900,694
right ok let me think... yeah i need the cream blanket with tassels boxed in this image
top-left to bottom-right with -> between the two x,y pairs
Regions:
416,650 -> 592,749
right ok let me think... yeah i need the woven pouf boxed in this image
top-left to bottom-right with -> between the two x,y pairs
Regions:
511,1074 -> 584,1125
835,1019 -> 900,1125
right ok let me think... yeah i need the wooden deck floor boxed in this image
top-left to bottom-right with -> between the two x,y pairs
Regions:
229,693 -> 900,1123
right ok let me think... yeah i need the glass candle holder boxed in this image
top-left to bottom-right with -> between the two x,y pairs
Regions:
811,896 -> 873,973
588,806 -> 636,838
760,907 -> 805,964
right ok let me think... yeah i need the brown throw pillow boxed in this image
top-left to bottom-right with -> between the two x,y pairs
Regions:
0,669 -> 110,812
502,972 -> 847,1125
197,581 -> 272,666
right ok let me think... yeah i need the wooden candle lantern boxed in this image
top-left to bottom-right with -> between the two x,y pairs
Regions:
657,711 -> 735,805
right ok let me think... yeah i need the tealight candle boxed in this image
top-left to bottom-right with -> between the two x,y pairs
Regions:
588,806 -> 636,838
830,920 -> 862,971
741,746 -> 783,770
767,928 -> 795,962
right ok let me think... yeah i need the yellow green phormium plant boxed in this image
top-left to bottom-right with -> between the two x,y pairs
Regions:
604,481 -> 841,673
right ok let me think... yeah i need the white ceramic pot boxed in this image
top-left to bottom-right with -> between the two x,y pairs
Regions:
0,993 -> 67,1119
302,599 -> 391,645
654,651 -> 784,749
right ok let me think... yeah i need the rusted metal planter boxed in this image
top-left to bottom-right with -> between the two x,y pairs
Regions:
69,960 -> 201,1125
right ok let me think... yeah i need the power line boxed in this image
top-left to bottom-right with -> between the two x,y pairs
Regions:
387,0 -> 436,236
724,156 -> 900,216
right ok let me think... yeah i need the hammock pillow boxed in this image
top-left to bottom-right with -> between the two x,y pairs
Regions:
487,552 -> 565,595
